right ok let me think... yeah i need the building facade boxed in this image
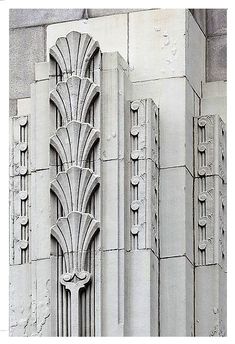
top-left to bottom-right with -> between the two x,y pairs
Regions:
9,8 -> 227,336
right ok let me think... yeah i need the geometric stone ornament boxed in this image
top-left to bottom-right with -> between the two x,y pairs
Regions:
51,166 -> 100,214
194,114 -> 226,337
50,31 -> 100,79
49,31 -> 101,337
50,121 -> 100,169
194,115 -> 226,268
194,175 -> 226,268
50,76 -> 100,124
51,211 -> 100,337
10,112 -> 30,265
129,99 -> 159,255
194,115 -> 226,182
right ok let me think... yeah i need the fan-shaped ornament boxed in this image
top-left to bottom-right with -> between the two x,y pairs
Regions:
50,31 -> 100,78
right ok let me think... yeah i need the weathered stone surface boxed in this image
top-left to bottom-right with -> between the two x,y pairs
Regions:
101,249 -> 125,336
133,77 -> 194,173
125,250 -> 158,336
9,99 -> 17,117
160,256 -> 194,336
207,35 -> 227,82
47,14 -> 128,62
195,265 -> 227,336
10,27 -> 45,99
10,8 -> 145,29
9,264 -> 32,336
186,10 -> 206,96
160,167 -> 193,262
202,81 -> 227,123
190,9 -> 206,35
31,170 -> 50,261
129,9 -> 185,82
207,9 -> 227,36
30,78 -> 50,171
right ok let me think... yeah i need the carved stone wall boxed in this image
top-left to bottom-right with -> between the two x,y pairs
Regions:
9,9 -> 227,337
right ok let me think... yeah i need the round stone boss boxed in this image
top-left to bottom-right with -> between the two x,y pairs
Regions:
19,117 -> 28,126
131,200 -> 140,211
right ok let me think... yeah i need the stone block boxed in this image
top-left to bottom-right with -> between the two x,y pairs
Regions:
35,62 -> 50,81
207,9 -> 227,36
10,27 -> 45,99
195,265 -> 226,336
207,35 -> 227,82
186,10 -> 206,96
129,9 -> 185,82
133,77 -> 194,173
31,259 -> 51,336
160,167 -> 193,262
30,79 -> 50,171
9,99 -> 17,117
190,9 -> 206,35
9,264 -> 32,336
160,256 -> 194,336
47,14 -> 128,62
202,80 -> 227,99
101,52 -> 131,161
125,250 -> 158,336
101,249 -> 125,336
101,159 -> 128,250
202,81 -> 227,123
10,9 -> 144,29
31,170 -> 51,261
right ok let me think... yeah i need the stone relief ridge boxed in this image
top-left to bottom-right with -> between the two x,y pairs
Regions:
50,31 -> 101,336
10,115 -> 30,265
194,115 -> 226,267
129,99 -> 159,253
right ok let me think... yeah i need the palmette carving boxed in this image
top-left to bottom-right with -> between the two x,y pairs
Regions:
50,121 -> 100,169
50,76 -> 100,124
50,31 -> 101,336
50,31 -> 100,79
51,166 -> 100,214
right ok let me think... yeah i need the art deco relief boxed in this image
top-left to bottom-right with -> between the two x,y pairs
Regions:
194,115 -> 227,268
49,32 -> 101,336
9,25 -> 226,337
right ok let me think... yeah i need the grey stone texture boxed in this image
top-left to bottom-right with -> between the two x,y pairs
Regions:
207,34 -> 227,82
9,26 -> 45,99
206,9 -> 227,82
189,9 -> 206,34
9,99 -> 17,117
207,9 -> 227,36
9,8 -> 145,28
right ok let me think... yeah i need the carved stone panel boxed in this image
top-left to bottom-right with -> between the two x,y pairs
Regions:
10,110 -> 31,265
129,99 -> 159,254
194,175 -> 226,268
194,115 -> 226,182
49,31 -> 101,337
